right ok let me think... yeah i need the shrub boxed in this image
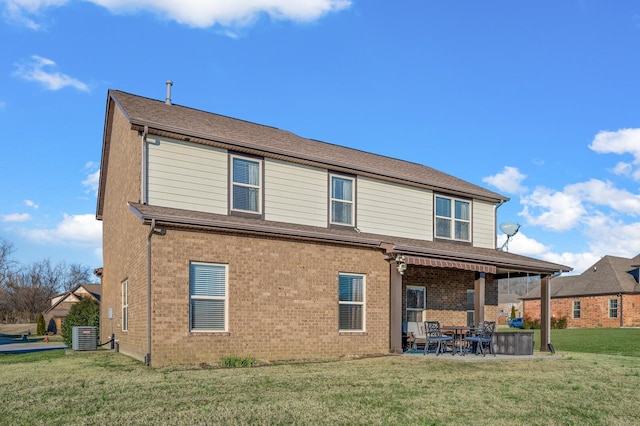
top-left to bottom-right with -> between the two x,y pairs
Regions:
221,356 -> 255,368
523,315 -> 540,329
551,315 -> 568,329
36,313 -> 46,336
61,297 -> 100,347
510,305 -> 516,320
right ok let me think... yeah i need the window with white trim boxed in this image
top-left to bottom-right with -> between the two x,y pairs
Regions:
330,175 -> 355,226
122,280 -> 128,332
406,286 -> 425,322
609,298 -> 618,318
466,289 -> 475,326
435,195 -> 471,241
573,300 -> 581,319
189,262 -> 228,331
231,155 -> 262,213
338,273 -> 365,331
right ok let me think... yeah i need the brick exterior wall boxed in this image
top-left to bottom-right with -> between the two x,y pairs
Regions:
402,267 -> 498,326
523,293 -> 640,328
147,229 -> 390,367
99,105 -> 149,362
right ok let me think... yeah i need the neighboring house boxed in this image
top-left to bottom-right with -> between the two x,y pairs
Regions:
522,255 -> 640,328
44,284 -> 101,334
96,88 -> 571,367
497,293 -> 522,324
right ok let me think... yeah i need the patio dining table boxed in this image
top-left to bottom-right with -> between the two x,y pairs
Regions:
442,326 -> 475,355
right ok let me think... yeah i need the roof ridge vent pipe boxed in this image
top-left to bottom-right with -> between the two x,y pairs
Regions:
165,80 -> 173,105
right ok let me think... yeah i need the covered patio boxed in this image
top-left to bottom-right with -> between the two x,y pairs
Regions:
382,240 -> 572,355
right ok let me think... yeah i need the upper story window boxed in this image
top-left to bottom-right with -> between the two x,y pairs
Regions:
609,298 -> 618,318
231,155 -> 262,214
573,300 -> 581,319
435,195 -> 470,241
330,174 -> 355,226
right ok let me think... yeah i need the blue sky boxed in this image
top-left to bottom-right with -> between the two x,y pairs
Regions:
1,0 -> 640,275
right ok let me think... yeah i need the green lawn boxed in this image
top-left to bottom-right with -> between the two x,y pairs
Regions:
1,328 -> 639,425
500,327 -> 640,357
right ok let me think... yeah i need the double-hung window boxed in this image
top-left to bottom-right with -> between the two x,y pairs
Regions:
435,195 -> 471,241
189,262 -> 228,332
609,299 -> 618,318
338,273 -> 365,331
330,174 -> 355,226
406,286 -> 425,323
573,300 -> 581,319
122,280 -> 128,332
231,155 -> 261,214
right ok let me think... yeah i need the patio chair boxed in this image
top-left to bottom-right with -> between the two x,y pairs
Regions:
465,321 -> 496,356
405,322 -> 427,351
424,321 -> 454,356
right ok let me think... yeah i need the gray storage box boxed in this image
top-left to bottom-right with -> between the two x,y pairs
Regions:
493,331 -> 534,355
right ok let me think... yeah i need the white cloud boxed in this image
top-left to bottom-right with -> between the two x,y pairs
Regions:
0,100 -> 6,110
2,0 -> 68,29
23,213 -> 102,246
498,231 -> 548,256
3,0 -> 351,30
82,162 -> 100,194
482,166 -> 527,194
13,55 -> 89,92
590,128 -> 640,180
24,199 -> 39,209
2,213 -> 32,222
88,0 -> 351,28
520,186 -> 585,232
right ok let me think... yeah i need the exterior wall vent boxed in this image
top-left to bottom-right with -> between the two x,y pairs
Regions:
72,326 -> 97,351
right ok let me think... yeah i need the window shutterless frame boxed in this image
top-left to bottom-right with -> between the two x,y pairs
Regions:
609,299 -> 618,318
573,300 -> 581,319
329,173 -> 356,227
189,262 -> 228,332
338,273 -> 365,331
229,154 -> 262,215
406,286 -> 426,323
434,195 -> 471,242
121,280 -> 128,332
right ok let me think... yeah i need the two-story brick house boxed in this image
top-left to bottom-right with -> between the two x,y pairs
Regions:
522,254 -> 640,328
96,89 -> 570,366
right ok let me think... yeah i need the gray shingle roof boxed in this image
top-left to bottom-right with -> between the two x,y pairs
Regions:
522,255 -> 640,299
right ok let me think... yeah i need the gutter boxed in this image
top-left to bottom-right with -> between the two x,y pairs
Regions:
145,218 -> 155,367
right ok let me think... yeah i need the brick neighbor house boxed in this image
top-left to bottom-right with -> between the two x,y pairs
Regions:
44,284 -> 101,335
522,254 -> 640,328
96,88 -> 571,367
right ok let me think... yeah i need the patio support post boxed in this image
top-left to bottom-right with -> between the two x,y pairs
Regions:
389,262 -> 403,354
540,275 -> 551,352
474,272 -> 485,326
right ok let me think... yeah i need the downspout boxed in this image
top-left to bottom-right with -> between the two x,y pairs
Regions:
141,125 -> 148,205
145,218 -> 155,366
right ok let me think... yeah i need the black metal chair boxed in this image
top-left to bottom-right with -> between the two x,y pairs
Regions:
465,321 -> 496,356
424,321 -> 454,356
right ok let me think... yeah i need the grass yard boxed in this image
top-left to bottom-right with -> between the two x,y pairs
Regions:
1,349 -> 639,425
1,327 -> 639,425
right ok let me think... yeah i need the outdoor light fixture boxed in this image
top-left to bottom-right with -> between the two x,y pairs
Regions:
395,254 -> 407,275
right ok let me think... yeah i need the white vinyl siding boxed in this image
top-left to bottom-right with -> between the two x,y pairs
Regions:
264,159 -> 327,226
146,137 -> 227,214
358,177 -> 432,240
472,200 -> 496,249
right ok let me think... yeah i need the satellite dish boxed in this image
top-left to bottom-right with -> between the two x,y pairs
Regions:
498,222 -> 521,251
500,222 -> 521,237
